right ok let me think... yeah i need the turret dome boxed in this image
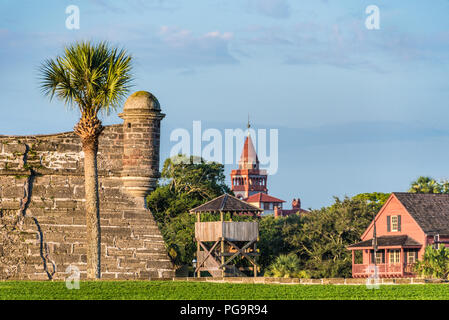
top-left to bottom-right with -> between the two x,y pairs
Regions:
123,91 -> 161,112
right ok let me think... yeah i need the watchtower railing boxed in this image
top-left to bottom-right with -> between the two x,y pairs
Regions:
195,221 -> 258,242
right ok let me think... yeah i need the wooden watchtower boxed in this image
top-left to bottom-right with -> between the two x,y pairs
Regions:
190,194 -> 263,277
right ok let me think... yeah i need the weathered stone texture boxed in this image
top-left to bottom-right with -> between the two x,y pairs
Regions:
0,92 -> 173,280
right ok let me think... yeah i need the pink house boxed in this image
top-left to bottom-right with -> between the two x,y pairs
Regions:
348,193 -> 449,278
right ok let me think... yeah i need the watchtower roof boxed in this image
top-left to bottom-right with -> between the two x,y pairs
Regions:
190,194 -> 263,215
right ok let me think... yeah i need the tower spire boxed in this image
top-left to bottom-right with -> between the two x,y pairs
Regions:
231,115 -> 267,199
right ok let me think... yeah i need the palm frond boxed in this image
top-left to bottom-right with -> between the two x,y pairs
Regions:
39,40 -> 134,118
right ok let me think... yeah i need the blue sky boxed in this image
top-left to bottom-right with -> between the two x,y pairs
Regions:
1,0 -> 449,209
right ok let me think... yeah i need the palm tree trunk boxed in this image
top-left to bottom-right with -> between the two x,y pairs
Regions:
83,139 -> 101,279
75,115 -> 104,280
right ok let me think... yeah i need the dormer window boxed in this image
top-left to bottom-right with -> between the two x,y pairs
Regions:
387,215 -> 401,232
391,216 -> 399,232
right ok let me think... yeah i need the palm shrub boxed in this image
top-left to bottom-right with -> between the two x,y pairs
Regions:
265,253 -> 309,278
415,246 -> 449,279
39,41 -> 133,279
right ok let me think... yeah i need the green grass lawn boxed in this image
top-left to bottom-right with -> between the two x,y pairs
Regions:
1,281 -> 449,300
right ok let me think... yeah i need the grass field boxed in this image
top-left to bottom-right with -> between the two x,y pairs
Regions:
1,281 -> 449,300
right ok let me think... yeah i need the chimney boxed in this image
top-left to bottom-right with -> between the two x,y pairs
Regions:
274,206 -> 281,219
292,198 -> 301,210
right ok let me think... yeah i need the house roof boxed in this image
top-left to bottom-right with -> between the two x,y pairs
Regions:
393,192 -> 449,236
245,192 -> 285,203
348,235 -> 422,249
189,193 -> 263,214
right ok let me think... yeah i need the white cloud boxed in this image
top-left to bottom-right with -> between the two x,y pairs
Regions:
137,26 -> 238,69
237,17 -> 449,72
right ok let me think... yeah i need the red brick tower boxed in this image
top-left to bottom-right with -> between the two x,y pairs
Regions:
231,122 -> 267,199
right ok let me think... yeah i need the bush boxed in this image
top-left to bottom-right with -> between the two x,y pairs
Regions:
265,254 -> 309,278
415,246 -> 449,279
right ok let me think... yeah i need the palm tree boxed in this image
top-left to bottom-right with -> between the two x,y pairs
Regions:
409,176 -> 442,194
39,41 -> 133,279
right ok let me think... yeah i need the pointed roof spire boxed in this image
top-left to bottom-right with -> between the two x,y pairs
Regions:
239,117 -> 259,170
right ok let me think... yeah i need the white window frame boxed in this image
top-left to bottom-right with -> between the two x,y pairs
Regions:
407,251 -> 416,264
373,251 -> 383,264
391,215 -> 399,232
389,249 -> 400,264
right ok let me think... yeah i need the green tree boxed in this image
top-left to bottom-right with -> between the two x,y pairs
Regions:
161,155 -> 229,199
409,176 -> 443,194
161,212 -> 197,268
352,192 -> 391,212
288,197 -> 375,278
39,41 -> 133,279
258,215 -> 302,270
415,246 -> 449,279
149,155 -> 230,223
147,155 -> 231,266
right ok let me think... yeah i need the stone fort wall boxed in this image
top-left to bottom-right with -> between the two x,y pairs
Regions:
0,91 -> 174,280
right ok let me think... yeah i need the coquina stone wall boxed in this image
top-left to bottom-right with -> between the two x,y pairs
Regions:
0,91 -> 174,280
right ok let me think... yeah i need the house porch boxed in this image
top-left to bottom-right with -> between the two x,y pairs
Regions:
348,235 -> 421,278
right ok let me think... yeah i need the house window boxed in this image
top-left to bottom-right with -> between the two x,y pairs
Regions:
263,202 -> 271,210
375,252 -> 383,264
391,216 -> 399,232
434,234 -> 440,250
387,215 -> 401,232
407,251 -> 417,264
389,250 -> 400,264
371,251 -> 385,264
